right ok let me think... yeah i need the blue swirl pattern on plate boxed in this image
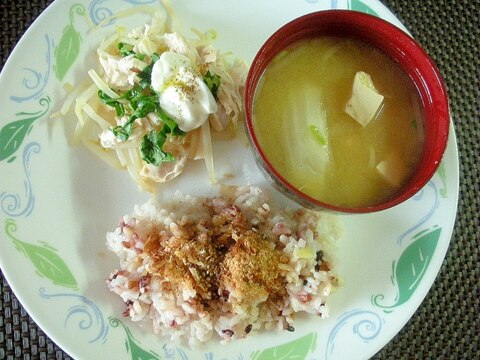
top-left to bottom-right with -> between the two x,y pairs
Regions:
325,309 -> 384,359
0,142 -> 40,217
89,0 -> 158,26
397,181 -> 439,246
10,35 -> 53,103
39,288 -> 109,344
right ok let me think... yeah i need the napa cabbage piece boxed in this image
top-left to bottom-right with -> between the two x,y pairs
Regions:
282,86 -> 330,192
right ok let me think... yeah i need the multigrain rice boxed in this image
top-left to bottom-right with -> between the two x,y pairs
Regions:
106,186 -> 340,346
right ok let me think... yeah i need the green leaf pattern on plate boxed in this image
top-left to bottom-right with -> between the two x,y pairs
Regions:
0,97 -> 50,162
250,332 -> 317,360
5,219 -> 78,289
348,0 -> 379,16
372,227 -> 441,312
109,317 -> 161,360
436,162 -> 448,198
54,4 -> 86,81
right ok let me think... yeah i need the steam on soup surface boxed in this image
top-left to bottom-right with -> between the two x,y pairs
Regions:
252,36 -> 424,208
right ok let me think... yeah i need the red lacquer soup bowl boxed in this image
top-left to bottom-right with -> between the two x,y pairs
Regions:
244,10 -> 449,213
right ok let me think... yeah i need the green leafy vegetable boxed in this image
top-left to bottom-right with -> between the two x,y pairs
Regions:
309,124 -> 327,146
140,110 -> 184,166
99,64 -> 162,142
156,108 -> 185,136
114,103 -> 125,117
130,92 -> 159,118
98,51 -> 187,165
98,90 -> 125,117
118,42 -> 133,56
140,130 -> 174,165
112,116 -> 136,141
118,42 -> 134,57
137,52 -> 160,89
108,87 -> 163,141
117,42 -> 146,60
98,51 -> 161,142
203,70 -> 221,99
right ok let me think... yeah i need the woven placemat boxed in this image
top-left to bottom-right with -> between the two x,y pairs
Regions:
1,0 -> 478,359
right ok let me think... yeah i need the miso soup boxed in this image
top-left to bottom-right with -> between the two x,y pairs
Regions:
252,37 -> 424,208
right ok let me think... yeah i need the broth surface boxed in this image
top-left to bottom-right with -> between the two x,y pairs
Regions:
253,37 -> 424,208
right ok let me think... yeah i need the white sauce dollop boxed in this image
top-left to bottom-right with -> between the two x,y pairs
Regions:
151,51 -> 217,132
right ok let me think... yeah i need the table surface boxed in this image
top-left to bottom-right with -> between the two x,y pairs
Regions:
1,0 -> 478,359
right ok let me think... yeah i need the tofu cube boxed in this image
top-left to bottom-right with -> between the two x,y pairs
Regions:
345,71 -> 384,127
376,152 -> 408,187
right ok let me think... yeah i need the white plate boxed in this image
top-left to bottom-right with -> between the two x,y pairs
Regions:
0,0 -> 459,359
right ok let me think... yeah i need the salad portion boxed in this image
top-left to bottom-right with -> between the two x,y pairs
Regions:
69,11 -> 247,192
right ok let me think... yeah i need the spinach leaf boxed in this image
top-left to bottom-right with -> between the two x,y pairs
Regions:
140,130 -> 174,165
